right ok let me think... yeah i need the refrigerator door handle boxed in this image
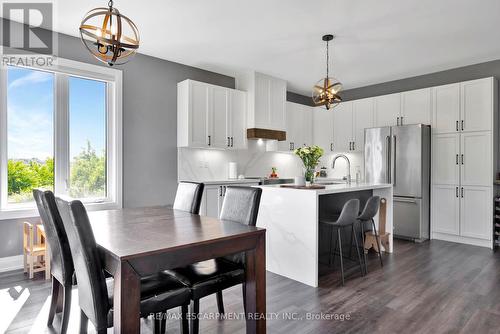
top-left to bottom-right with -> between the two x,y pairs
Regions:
392,135 -> 397,186
386,136 -> 391,183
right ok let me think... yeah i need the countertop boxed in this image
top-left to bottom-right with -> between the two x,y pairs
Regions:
179,179 -> 262,185
258,182 -> 392,195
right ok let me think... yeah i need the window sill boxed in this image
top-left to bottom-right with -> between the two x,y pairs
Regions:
0,201 -> 122,221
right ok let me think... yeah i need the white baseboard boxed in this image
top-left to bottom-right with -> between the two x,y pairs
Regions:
431,232 -> 493,249
0,255 -> 23,273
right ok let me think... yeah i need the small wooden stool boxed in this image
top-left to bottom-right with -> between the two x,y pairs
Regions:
364,198 -> 391,253
23,222 -> 50,279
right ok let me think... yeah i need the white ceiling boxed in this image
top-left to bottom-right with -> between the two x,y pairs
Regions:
49,0 -> 500,94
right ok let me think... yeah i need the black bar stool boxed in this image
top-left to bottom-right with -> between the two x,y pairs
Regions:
358,196 -> 383,273
320,199 -> 364,286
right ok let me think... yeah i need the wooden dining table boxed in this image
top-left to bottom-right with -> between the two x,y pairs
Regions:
87,206 -> 266,333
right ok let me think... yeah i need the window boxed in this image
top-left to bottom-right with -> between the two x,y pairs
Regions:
0,58 -> 122,219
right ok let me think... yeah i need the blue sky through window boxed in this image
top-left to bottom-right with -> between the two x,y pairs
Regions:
7,66 -> 106,161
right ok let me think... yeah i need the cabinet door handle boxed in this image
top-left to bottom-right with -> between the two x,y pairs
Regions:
461,187 -> 464,198
223,186 -> 227,196
231,137 -> 233,147
456,154 -> 458,165
208,135 -> 211,146
397,117 -> 400,126
456,121 -> 459,131
219,186 -> 222,196
292,142 -> 295,150
353,142 -> 355,151
401,116 -> 404,125
456,186 -> 459,198
461,154 -> 464,165
330,143 -> 333,151
227,137 -> 230,147
461,120 -> 464,131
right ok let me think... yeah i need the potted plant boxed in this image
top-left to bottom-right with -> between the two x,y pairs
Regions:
294,145 -> 324,185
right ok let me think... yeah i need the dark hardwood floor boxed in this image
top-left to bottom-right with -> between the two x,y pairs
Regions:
2,239 -> 500,333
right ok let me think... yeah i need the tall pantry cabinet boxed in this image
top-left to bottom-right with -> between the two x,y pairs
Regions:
431,77 -> 498,248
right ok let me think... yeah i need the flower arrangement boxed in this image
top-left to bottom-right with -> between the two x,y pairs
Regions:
294,145 -> 324,183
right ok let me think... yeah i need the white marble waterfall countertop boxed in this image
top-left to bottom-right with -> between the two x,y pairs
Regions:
259,182 -> 392,195
179,178 -> 262,185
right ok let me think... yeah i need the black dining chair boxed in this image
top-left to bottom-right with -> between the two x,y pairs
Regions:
33,189 -> 75,334
166,186 -> 262,334
173,182 -> 204,214
320,199 -> 364,286
55,197 -> 192,334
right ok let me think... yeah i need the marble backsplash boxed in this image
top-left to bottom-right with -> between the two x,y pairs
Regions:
178,140 -> 364,181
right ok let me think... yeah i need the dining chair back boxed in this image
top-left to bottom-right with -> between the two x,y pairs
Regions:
33,189 -> 75,333
56,197 -> 109,331
173,182 -> 204,214
219,186 -> 262,226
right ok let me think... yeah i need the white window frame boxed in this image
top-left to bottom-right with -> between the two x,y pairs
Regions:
0,57 -> 123,220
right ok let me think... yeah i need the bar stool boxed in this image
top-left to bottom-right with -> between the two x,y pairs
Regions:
358,196 -> 383,273
319,199 -> 364,286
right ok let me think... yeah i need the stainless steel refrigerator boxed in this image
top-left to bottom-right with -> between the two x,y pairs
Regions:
364,124 -> 431,241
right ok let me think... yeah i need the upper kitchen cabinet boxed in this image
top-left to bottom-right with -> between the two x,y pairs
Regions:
432,78 -> 496,134
312,106 -> 334,152
401,88 -> 432,125
432,83 -> 460,134
177,79 -> 247,149
239,71 -> 286,132
229,90 -> 248,150
279,102 -> 312,152
374,93 -> 401,127
333,101 -> 353,152
461,77 -> 495,132
352,98 -> 374,152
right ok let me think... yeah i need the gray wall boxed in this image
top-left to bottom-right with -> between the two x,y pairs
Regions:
0,20 -> 234,258
342,59 -> 500,101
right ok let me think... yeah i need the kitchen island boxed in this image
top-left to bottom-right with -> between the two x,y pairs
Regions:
255,182 -> 393,287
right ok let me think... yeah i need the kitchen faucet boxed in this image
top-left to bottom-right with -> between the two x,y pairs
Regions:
332,154 -> 351,184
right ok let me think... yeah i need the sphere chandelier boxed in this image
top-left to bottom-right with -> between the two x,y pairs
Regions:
312,34 -> 343,110
79,0 -> 140,66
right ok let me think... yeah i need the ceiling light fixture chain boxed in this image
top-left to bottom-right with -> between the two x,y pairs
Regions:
312,34 -> 343,110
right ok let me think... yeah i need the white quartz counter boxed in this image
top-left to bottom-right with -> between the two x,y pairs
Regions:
179,179 -> 261,185
256,182 -> 393,287
259,182 -> 392,195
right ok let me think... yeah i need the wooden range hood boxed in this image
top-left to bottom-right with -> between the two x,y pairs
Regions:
247,128 -> 286,141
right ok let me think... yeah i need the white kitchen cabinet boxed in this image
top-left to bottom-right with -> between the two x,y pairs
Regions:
431,133 -> 460,185
461,77 -> 494,132
229,90 -> 247,150
432,83 -> 460,134
460,132 -> 492,187
460,186 -> 492,240
180,80 -> 210,147
211,86 -> 230,148
333,102 -> 353,152
312,107 -> 334,152
203,186 -> 222,218
374,93 -> 401,127
431,185 -> 460,236
279,102 -> 313,152
246,72 -> 286,131
178,79 -> 247,149
401,88 -> 432,125
352,98 -> 374,152
200,183 -> 260,218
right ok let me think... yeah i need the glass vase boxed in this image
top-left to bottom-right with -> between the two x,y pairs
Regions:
304,168 -> 315,184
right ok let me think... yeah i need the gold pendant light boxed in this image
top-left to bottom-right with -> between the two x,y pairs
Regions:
79,0 -> 140,66
312,34 -> 343,110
